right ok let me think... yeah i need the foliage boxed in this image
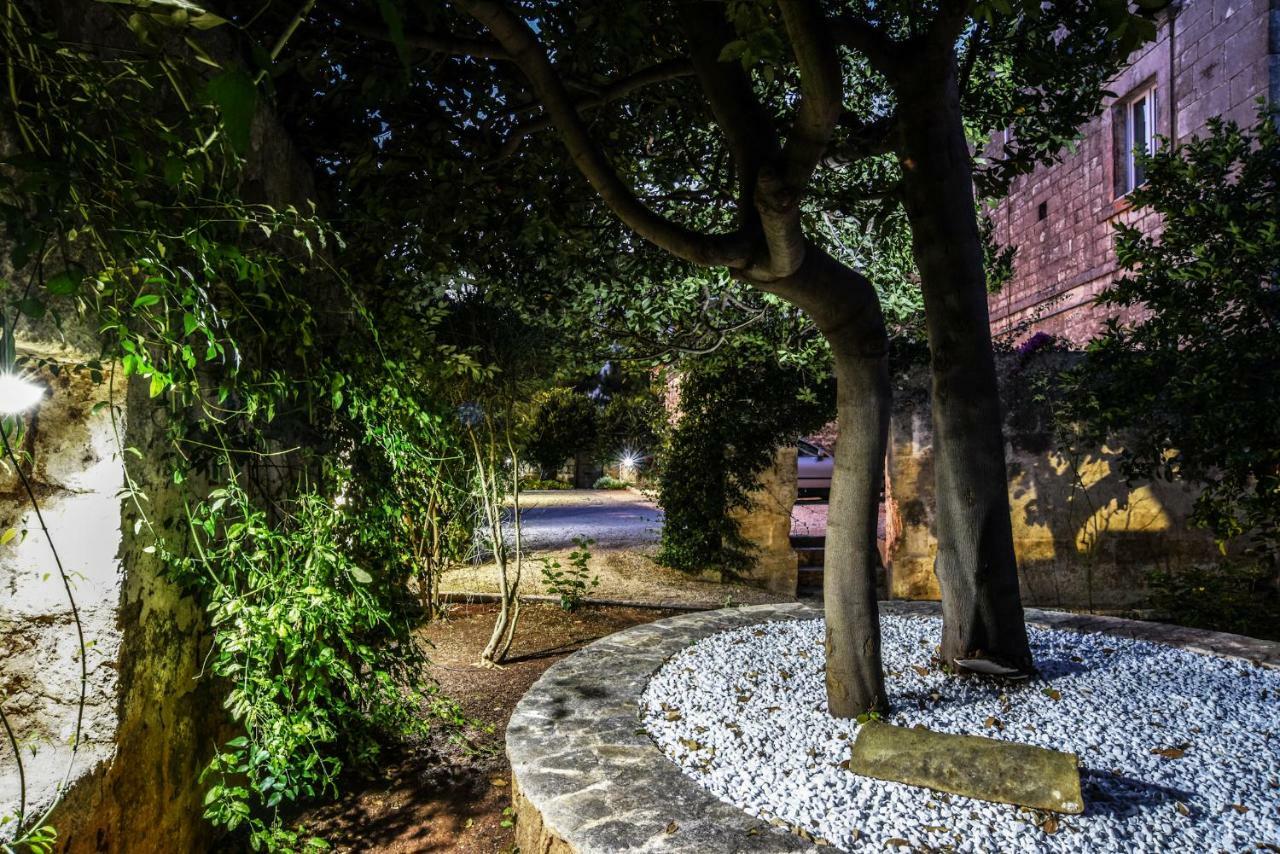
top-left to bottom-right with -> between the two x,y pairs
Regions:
656,336 -> 834,574
1053,111 -> 1280,569
524,387 -> 598,478
538,536 -> 598,611
593,475 -> 628,490
594,387 -> 664,468
520,477 -> 571,490
0,4 -> 473,849
1147,561 -> 1280,641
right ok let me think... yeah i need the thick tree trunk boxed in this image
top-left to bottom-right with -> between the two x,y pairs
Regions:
895,65 -> 1034,674
766,247 -> 890,715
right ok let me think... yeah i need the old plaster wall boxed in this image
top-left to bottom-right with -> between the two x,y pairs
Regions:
0,330 -> 221,853
884,356 -> 1219,610
0,345 -> 126,829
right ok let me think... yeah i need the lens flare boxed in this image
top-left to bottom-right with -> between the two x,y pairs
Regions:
0,373 -> 44,414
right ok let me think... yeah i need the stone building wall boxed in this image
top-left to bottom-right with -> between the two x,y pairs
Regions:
987,0 -> 1278,344
883,357 -> 1221,611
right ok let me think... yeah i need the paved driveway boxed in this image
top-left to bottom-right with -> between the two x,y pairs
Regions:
513,489 -> 663,550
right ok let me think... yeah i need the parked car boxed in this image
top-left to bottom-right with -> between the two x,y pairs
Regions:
796,439 -> 833,498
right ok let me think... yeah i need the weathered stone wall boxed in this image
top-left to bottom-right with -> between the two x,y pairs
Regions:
730,448 -> 799,596
0,330 -> 222,852
0,344 -> 126,830
884,357 -> 1219,611
986,0 -> 1277,344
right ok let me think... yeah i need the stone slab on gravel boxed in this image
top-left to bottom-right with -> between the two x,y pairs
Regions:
848,720 -> 1083,814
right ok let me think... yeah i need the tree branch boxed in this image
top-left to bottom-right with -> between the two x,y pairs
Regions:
449,0 -> 751,268
342,16 -> 511,61
678,1 -> 780,227
825,112 -> 897,165
496,59 -> 695,158
829,15 -> 899,78
777,0 -> 843,189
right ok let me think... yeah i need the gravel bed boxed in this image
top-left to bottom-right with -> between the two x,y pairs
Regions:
640,615 -> 1280,852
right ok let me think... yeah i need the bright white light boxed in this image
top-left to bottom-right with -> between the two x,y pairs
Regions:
0,373 -> 44,414
618,449 -> 642,474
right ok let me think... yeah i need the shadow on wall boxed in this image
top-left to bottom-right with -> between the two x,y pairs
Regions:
883,354 -> 1219,611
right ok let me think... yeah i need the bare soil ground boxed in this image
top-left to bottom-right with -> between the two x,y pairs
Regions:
295,602 -> 679,852
440,544 -> 789,609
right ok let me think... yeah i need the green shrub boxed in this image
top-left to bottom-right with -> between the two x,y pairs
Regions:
538,537 -> 599,611
1147,562 -> 1280,640
520,477 -> 571,490
593,475 -> 629,490
656,342 -> 833,574
524,387 -> 598,478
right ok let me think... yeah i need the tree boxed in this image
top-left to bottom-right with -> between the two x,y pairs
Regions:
1055,110 -> 1280,577
237,0 -> 1160,714
524,387 -> 599,478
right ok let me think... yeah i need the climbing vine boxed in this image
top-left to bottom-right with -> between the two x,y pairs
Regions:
0,2 -> 474,849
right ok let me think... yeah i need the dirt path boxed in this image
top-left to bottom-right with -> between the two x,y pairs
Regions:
295,603 -> 679,852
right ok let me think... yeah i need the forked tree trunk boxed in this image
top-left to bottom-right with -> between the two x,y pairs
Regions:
767,247 -> 890,715
895,64 -> 1033,673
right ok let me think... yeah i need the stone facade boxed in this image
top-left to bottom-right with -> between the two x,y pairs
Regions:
730,447 -> 799,596
883,358 -> 1221,610
987,0 -> 1279,344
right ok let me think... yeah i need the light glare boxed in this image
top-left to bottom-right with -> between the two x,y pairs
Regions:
0,373 -> 44,414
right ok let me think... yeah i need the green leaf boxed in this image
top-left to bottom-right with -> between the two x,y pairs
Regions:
96,0 -> 228,29
205,69 -> 257,156
47,265 -> 85,296
183,312 -> 199,336
17,297 -> 45,319
349,567 -> 373,584
149,374 -> 167,398
377,0 -> 411,74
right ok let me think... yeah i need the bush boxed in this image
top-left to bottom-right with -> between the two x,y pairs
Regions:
593,475 -> 629,489
1148,562 -> 1279,641
538,537 -> 599,611
524,387 -> 598,478
520,477 -> 571,490
656,342 -> 834,574
1054,110 -> 1280,566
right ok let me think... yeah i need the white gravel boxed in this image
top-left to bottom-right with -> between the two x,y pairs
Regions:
640,616 -> 1280,852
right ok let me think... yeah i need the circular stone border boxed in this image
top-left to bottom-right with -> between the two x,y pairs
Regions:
506,602 -> 1280,853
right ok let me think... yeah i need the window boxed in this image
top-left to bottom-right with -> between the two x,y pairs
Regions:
1037,200 -> 1048,221
1116,85 -> 1156,197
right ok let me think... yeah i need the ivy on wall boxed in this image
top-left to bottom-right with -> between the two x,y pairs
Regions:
0,3 -> 476,849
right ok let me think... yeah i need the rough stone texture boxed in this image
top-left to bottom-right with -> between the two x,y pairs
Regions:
883,357 -> 1219,609
0,348 -> 125,827
848,721 -> 1083,814
987,0 -> 1278,344
508,602 -> 1278,853
730,448 -> 799,596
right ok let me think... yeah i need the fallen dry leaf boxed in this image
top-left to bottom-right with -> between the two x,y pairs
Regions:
1151,746 -> 1186,759
1042,687 -> 1062,701
665,821 -> 679,834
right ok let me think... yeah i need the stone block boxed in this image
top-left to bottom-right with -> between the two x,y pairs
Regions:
848,721 -> 1083,814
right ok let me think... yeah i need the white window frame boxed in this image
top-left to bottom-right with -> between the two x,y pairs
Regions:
1119,84 -> 1157,196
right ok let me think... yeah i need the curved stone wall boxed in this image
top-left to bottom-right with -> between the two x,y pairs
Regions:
507,602 -> 1279,853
